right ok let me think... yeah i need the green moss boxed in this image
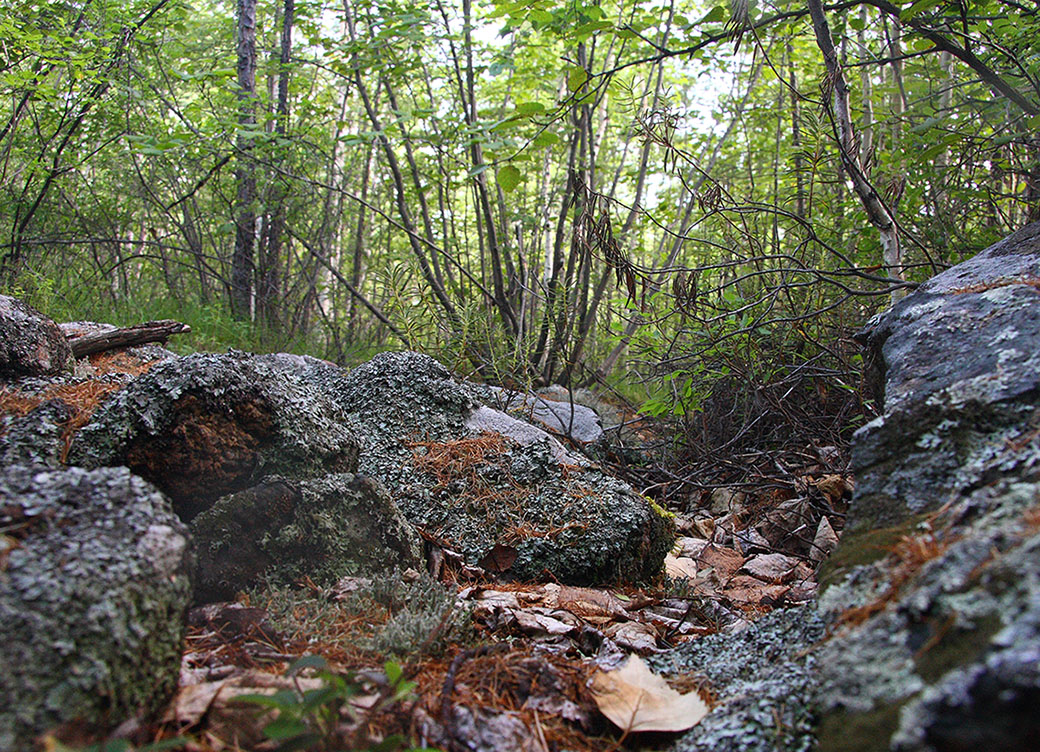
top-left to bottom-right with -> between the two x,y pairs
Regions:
818,511 -> 932,590
646,496 -> 676,520
913,612 -> 1002,684
816,698 -> 910,752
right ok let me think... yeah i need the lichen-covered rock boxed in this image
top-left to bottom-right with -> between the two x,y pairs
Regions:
0,398 -> 71,467
811,221 -> 1040,751
851,221 -> 1040,527
654,606 -> 824,752
191,473 -> 423,603
336,351 -> 673,584
0,464 -> 193,749
0,295 -> 72,379
67,351 -> 360,520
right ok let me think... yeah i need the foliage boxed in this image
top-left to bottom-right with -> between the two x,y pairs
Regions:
237,654 -> 431,752
2,0 -> 1038,476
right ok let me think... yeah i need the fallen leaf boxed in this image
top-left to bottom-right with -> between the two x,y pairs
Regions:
588,654 -> 709,732
557,585 -> 631,619
604,621 -> 658,653
510,608 -> 576,636
811,515 -> 840,563
740,553 -> 799,582
162,680 -> 227,725
479,544 -> 519,572
664,555 -> 700,581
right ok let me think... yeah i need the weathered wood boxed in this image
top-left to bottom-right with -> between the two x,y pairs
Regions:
68,320 -> 191,358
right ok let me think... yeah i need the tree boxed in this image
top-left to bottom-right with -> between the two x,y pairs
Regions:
231,0 -> 258,321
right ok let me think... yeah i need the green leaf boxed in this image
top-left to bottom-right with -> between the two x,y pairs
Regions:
263,717 -> 309,740
288,655 -> 329,675
533,131 -> 561,148
700,6 -> 726,24
900,0 -> 943,22
385,659 -> 404,685
496,164 -> 522,191
514,101 -> 546,116
529,9 -> 552,23
566,66 -> 588,92
234,690 -> 299,711
272,733 -> 324,751
300,686 -> 340,712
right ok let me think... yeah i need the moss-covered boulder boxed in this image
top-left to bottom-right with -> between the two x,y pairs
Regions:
68,351 -> 361,520
811,221 -> 1040,751
191,473 -> 423,603
0,464 -> 193,749
334,351 -> 673,584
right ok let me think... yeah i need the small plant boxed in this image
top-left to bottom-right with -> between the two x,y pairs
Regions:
42,737 -> 190,751
366,571 -> 475,659
237,654 -> 432,752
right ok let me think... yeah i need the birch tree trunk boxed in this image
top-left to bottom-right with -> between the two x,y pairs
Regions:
231,0 -> 258,321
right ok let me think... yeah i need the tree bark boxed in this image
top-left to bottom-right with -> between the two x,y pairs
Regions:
231,0 -> 258,321
807,0 -> 901,300
257,0 -> 295,328
68,320 -> 191,358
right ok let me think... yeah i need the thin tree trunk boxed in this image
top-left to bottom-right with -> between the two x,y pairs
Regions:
808,0 -> 901,302
258,0 -> 294,328
231,0 -> 258,320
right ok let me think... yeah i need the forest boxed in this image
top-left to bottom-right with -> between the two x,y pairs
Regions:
3,0 -> 1039,476
4,2 -> 1040,750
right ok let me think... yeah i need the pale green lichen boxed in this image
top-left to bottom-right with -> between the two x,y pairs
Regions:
0,464 -> 193,749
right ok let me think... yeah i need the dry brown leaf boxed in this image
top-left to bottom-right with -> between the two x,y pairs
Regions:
557,585 -> 631,619
588,654 -> 709,733
162,680 -> 228,725
664,555 -> 701,581
815,474 -> 853,504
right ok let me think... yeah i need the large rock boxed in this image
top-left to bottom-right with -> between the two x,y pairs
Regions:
658,223 -> 1040,752
654,607 -> 823,752
0,465 -> 193,749
191,473 -> 423,603
0,295 -> 72,379
335,351 -> 674,584
812,221 -> 1040,750
0,398 -> 71,468
68,351 -> 361,520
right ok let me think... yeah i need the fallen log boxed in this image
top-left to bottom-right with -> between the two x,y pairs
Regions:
67,320 -> 191,358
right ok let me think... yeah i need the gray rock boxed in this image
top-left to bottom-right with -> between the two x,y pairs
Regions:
654,606 -> 824,752
813,221 -> 1040,751
464,404 -> 584,464
68,351 -> 360,521
481,385 -> 604,444
0,398 -> 71,467
0,295 -> 72,379
0,464 -> 193,749
336,352 -> 674,584
191,473 -> 423,603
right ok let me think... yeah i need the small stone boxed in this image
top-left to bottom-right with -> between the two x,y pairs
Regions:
740,553 -> 800,583
676,536 -> 710,559
692,515 -> 716,540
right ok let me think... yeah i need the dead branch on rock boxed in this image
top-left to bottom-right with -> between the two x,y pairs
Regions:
67,320 -> 191,357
